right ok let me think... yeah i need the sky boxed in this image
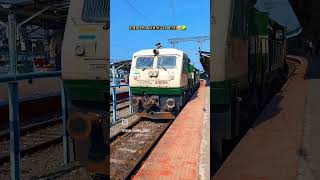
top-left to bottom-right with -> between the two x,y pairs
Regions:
110,0 -> 210,71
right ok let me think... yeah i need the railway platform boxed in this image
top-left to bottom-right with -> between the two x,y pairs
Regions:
133,80 -> 210,180
213,55 -> 320,180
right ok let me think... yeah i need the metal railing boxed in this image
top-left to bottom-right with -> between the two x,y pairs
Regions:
110,64 -> 132,125
0,71 -> 73,180
0,10 -> 72,180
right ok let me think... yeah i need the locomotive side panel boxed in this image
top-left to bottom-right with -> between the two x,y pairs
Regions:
211,0 -> 233,82
62,0 -> 109,103
226,38 -> 249,91
61,0 -> 109,172
62,0 -> 109,80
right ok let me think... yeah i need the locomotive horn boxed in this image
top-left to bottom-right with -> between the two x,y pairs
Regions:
68,112 -> 102,141
153,49 -> 159,56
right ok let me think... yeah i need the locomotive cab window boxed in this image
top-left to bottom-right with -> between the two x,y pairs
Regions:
82,0 -> 109,22
157,56 -> 176,68
136,57 -> 154,69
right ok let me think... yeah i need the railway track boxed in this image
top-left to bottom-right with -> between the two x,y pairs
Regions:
110,99 -> 130,114
0,96 -> 130,166
0,118 -> 63,165
110,98 -> 129,106
110,117 -> 173,180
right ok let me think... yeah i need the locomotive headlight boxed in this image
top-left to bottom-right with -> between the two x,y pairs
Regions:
75,45 -> 85,56
153,71 -> 158,76
148,71 -> 153,77
133,75 -> 138,80
166,98 -> 175,109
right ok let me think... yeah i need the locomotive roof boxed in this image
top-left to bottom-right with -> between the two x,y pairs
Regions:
133,48 -> 185,56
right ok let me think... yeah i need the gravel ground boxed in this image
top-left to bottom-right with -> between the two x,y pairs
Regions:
110,114 -> 139,137
0,112 -> 61,132
0,143 -> 92,180
0,94 -> 139,179
0,123 -> 63,159
110,119 -> 171,180
109,100 -> 140,138
109,102 -> 131,124
110,101 -> 129,112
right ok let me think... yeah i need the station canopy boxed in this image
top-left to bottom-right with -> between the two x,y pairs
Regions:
0,0 -> 69,29
254,0 -> 302,38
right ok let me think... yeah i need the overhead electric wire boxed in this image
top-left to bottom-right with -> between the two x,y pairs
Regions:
122,0 -> 170,44
170,0 -> 176,22
123,0 -> 153,25
170,0 -> 179,37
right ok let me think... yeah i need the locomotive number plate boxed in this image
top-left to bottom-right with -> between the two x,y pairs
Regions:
155,80 -> 168,84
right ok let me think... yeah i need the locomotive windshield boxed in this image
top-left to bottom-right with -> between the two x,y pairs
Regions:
136,57 -> 154,69
157,56 -> 176,68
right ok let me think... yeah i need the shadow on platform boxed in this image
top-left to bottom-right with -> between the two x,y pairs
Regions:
251,94 -> 284,128
304,55 -> 320,79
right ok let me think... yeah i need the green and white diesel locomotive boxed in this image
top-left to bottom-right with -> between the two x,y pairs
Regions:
129,47 -> 200,119
62,0 -> 109,169
212,0 -> 288,148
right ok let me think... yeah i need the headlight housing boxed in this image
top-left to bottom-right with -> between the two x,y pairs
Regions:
166,98 -> 175,109
75,45 -> 85,56
153,71 -> 158,76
